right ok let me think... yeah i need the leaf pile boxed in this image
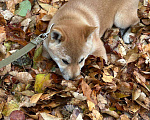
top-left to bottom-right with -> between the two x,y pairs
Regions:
0,0 -> 150,120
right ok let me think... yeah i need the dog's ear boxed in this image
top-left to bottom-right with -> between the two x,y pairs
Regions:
84,25 -> 97,39
50,30 -> 63,44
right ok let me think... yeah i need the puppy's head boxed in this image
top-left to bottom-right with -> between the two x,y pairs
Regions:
46,22 -> 96,80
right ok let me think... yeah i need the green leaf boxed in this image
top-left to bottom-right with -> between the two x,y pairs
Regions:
33,45 -> 43,69
15,0 -> 31,17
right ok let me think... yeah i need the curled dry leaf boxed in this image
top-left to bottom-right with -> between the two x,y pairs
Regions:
1,10 -> 13,20
102,69 -> 114,82
9,71 -> 33,84
30,93 -> 43,104
132,89 -> 141,100
91,109 -> 103,120
101,109 -> 119,118
81,80 -> 96,104
6,0 -> 23,14
38,1 -> 58,16
70,91 -> 87,101
87,100 -> 95,111
10,16 -> 23,24
124,47 -> 139,64
40,112 -> 62,120
120,114 -> 130,120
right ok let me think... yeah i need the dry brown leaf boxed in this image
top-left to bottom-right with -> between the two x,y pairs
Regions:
120,114 -> 130,120
82,80 -> 96,104
70,91 -> 87,101
40,112 -> 62,120
132,89 -> 141,100
9,71 -> 33,84
101,109 -> 119,118
30,93 -> 43,104
42,101 -> 60,108
87,100 -> 95,111
124,47 -> 139,64
135,100 -> 149,110
1,10 -> 13,20
133,71 -> 150,92
102,69 -> 113,82
6,0 -> 23,14
91,109 -> 103,120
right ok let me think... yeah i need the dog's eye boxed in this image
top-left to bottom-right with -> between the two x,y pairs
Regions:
62,59 -> 69,65
79,58 -> 84,64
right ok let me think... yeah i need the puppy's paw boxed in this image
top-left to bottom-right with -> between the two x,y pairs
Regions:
123,31 -> 135,44
120,27 -> 134,44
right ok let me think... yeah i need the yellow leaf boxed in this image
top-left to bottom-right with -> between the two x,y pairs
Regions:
34,74 -> 50,93
2,100 -> 19,116
102,69 -> 113,82
87,100 -> 95,111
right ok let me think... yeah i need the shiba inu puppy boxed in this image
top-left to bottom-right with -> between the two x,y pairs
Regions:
43,0 -> 139,80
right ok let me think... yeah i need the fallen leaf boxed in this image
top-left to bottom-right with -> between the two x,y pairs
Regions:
87,100 -> 95,111
15,0 -> 31,16
82,80 -> 96,104
6,0 -> 23,14
101,109 -> 119,118
92,109 -> 103,120
9,110 -> 25,120
125,47 -> 140,64
9,71 -> 33,84
34,74 -> 50,93
1,10 -> 13,20
40,112 -> 62,120
70,91 -> 87,101
2,100 -> 19,117
102,69 -> 114,82
30,93 -> 43,104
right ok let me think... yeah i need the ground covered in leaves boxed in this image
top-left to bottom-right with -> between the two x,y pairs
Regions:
0,0 -> 150,120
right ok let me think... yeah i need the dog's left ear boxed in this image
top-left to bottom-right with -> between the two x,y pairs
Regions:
50,30 -> 62,43
84,25 -> 97,39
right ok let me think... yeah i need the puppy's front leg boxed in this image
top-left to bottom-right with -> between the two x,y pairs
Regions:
92,38 -> 107,63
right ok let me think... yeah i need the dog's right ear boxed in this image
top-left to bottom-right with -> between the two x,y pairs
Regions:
50,30 -> 62,44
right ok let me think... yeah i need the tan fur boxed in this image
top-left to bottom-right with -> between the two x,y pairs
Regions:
43,0 -> 139,80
